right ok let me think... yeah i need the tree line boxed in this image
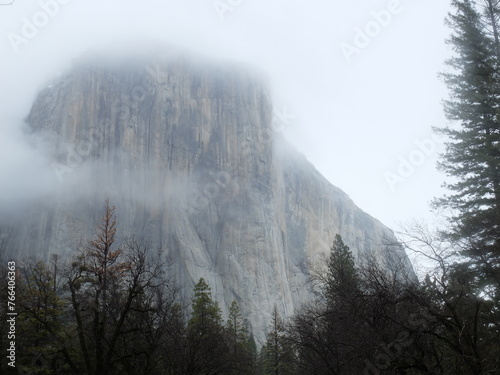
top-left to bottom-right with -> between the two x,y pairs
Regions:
0,200 -> 258,375
1,203 -> 498,374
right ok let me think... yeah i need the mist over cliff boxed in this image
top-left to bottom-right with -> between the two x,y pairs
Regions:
0,47 -> 414,343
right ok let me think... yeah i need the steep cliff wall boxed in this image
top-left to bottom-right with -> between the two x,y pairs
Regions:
1,49 -> 413,344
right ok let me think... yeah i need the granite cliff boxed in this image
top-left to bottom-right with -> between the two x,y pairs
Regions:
1,48 -> 413,344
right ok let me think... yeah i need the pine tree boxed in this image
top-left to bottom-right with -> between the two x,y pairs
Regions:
433,0 -> 500,291
227,301 -> 245,350
225,301 -> 256,374
262,305 -> 295,375
186,278 -> 229,374
322,234 -> 363,373
325,234 -> 359,306
16,258 -> 79,374
188,278 -> 223,336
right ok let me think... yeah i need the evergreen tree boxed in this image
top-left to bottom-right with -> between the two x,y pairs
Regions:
325,234 -> 359,306
188,278 -> 223,336
262,305 -> 295,375
16,257 -> 79,374
428,1 -> 500,371
227,301 -> 245,350
433,0 -> 500,290
186,278 -> 229,374
225,301 -> 256,374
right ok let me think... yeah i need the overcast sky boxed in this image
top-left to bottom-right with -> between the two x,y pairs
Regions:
0,0 -> 453,233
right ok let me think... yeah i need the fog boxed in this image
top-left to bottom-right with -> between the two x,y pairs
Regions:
0,0 -> 451,230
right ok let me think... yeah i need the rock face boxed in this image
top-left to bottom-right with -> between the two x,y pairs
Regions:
2,48 -> 413,344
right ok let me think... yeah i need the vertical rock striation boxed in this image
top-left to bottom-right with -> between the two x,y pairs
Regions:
2,48 -> 413,344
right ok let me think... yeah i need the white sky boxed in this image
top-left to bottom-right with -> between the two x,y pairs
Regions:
0,0 -> 453,233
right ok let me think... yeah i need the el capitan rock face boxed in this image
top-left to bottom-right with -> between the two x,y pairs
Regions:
1,48 -> 413,343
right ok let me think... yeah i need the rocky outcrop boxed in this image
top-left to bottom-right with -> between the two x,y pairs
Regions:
1,47 -> 413,344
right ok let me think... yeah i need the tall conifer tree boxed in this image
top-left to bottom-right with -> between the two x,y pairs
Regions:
434,0 -> 500,289
326,234 -> 359,306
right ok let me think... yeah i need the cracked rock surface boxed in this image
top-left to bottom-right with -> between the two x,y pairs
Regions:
2,49 -> 414,344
